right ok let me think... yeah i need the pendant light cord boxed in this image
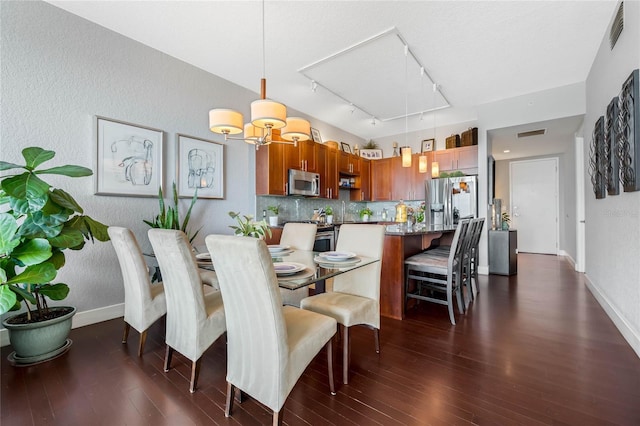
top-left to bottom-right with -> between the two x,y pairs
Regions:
262,0 -> 266,80
404,44 -> 409,146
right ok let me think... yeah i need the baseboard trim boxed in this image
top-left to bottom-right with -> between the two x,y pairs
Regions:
584,274 -> 640,359
478,265 -> 489,275
1,303 -> 124,347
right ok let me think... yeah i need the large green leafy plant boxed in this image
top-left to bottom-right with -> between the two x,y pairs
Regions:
0,147 -> 109,320
144,182 -> 200,243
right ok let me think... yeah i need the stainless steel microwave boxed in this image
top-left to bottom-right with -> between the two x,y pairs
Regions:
288,169 -> 320,196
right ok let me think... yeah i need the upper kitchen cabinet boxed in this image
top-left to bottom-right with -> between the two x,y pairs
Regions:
339,151 -> 360,175
434,145 -> 478,172
318,144 -> 339,199
256,131 -> 288,196
359,158 -> 371,201
296,140 -> 320,173
371,157 -> 393,201
390,155 -> 426,201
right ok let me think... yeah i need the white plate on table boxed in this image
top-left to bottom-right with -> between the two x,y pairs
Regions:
314,255 -> 361,267
273,262 -> 306,276
268,245 -> 290,253
318,251 -> 356,262
195,252 -> 211,260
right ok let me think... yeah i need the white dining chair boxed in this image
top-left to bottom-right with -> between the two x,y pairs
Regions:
300,224 -> 385,384
148,229 -> 226,393
206,234 -> 337,425
279,222 -> 317,307
108,227 -> 167,357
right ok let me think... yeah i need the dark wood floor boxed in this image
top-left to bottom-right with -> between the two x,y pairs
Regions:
2,254 -> 639,425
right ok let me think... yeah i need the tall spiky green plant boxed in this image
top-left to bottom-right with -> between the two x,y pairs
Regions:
143,182 -> 200,243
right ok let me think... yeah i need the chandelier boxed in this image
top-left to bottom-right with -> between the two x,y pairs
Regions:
208,1 -> 310,150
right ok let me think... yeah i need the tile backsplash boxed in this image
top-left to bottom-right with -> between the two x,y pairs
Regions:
256,194 -> 425,224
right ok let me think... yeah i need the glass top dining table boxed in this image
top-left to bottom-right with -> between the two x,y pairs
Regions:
193,248 -> 379,291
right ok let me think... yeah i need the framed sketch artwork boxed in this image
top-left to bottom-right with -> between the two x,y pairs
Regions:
360,149 -> 383,159
341,142 -> 352,153
311,128 -> 322,143
95,116 -> 163,197
177,134 -> 224,199
421,138 -> 435,152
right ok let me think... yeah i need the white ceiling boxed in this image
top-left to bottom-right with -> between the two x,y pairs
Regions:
48,0 -> 618,158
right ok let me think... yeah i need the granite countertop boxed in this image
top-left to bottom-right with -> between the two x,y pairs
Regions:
384,224 -> 457,236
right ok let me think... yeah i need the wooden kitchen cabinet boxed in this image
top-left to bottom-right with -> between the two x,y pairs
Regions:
255,132 -> 288,195
371,157 -> 394,201
434,145 -> 478,172
359,158 -> 371,201
318,144 -> 339,199
388,155 -> 428,201
296,140 -> 319,173
339,151 -> 360,175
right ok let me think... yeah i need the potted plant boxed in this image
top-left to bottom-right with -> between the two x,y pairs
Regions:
324,206 -> 334,224
501,212 -> 511,230
143,182 -> 200,282
0,147 -> 109,364
144,182 -> 200,243
267,205 -> 279,227
359,207 -> 373,222
228,212 -> 272,239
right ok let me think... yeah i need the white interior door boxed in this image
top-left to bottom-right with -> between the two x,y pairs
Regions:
510,158 -> 559,254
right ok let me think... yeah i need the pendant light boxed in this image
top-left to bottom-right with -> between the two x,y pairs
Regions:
208,0 -> 310,149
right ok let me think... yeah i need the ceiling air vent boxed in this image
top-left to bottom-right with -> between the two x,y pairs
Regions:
610,2 -> 624,50
517,129 -> 546,138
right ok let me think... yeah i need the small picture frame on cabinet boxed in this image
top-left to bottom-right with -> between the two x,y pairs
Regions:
311,128 -> 322,143
340,142 -> 352,153
421,138 -> 435,152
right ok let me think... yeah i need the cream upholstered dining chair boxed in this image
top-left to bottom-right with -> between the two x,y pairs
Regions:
206,234 -> 337,425
404,219 -> 470,325
280,222 -> 317,250
300,224 -> 385,384
108,227 -> 166,357
279,222 -> 317,307
148,229 -> 226,393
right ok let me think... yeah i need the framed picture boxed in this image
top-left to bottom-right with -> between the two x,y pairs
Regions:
619,68 -> 639,192
94,116 -> 163,197
177,134 -> 224,199
421,138 -> 435,152
341,142 -> 351,153
360,149 -> 383,159
311,128 -> 322,143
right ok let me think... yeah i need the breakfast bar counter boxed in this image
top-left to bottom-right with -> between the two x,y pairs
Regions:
381,225 -> 455,320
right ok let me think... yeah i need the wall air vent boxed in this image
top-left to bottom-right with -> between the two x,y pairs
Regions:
517,129 -> 546,138
610,2 -> 624,50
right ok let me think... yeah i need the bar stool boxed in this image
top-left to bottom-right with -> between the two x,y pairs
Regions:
404,219 -> 470,325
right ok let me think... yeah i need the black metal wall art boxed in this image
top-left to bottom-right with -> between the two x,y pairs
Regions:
589,116 -> 606,199
618,69 -> 639,192
606,96 -> 620,195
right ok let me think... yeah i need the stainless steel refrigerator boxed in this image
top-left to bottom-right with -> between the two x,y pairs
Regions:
426,176 -> 478,227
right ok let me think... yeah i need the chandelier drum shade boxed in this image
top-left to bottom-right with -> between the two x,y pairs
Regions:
209,109 -> 243,135
250,99 -> 286,129
281,117 -> 312,142
207,0 -> 310,149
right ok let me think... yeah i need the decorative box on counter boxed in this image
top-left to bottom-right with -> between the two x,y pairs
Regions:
446,134 -> 461,149
461,127 -> 478,146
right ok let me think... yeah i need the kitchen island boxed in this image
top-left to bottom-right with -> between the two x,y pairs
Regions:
380,225 -> 456,320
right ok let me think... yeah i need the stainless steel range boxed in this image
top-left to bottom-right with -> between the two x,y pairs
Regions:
285,221 -> 335,252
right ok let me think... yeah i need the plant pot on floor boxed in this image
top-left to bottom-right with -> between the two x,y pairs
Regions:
2,306 -> 76,366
